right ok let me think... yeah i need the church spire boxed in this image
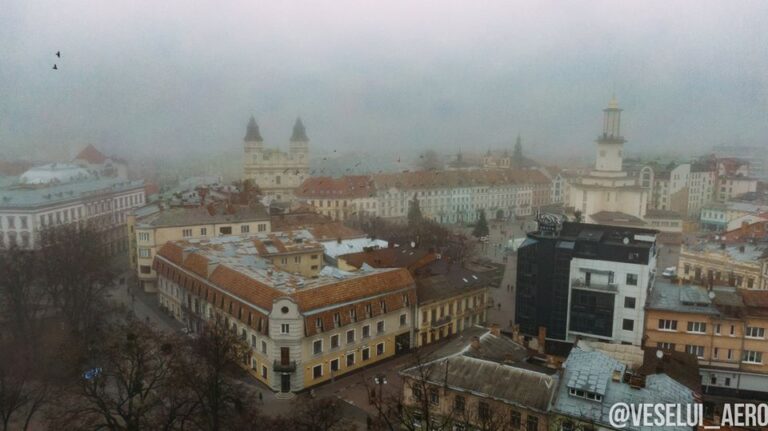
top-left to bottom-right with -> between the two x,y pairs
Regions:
290,117 -> 308,142
244,116 -> 263,142
601,97 -> 624,141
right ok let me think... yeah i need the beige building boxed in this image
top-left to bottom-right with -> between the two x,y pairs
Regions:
153,235 -> 416,393
295,176 -> 378,221
242,117 -> 309,201
400,327 -> 555,431
645,281 -> 768,400
567,98 -> 649,224
128,203 -> 271,292
413,259 -> 501,347
677,241 -> 768,290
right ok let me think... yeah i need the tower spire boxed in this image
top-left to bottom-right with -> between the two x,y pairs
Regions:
244,116 -> 263,142
290,117 -> 308,142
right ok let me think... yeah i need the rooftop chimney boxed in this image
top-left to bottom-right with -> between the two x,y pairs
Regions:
537,326 -> 547,354
490,323 -> 500,337
470,336 -> 481,350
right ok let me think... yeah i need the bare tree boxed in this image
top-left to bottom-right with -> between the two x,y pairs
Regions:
49,319 -> 193,431
38,224 -> 114,336
0,245 -> 43,341
287,395 -> 357,431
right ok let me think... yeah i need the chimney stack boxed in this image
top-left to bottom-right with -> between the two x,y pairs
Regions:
537,326 -> 547,354
490,323 -> 500,337
470,336 -> 481,350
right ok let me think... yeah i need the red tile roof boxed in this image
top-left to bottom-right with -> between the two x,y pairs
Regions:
74,144 -> 108,164
296,176 -> 375,199
372,168 -> 550,190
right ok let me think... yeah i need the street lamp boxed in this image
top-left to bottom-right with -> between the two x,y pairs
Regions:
374,373 -> 388,402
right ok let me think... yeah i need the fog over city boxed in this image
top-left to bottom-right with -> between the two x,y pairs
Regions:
1,1 -> 767,163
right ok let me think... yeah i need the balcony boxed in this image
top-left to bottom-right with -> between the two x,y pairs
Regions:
430,315 -> 452,328
273,360 -> 296,372
571,279 -> 618,293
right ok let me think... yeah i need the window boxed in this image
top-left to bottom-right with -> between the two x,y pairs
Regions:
725,377 -> 731,386
331,334 -> 339,349
713,347 -> 719,359
400,313 -> 407,326
743,350 -> 763,364
140,265 -> 151,274
261,341 -> 267,354
315,317 -> 323,332
730,325 -> 735,336
478,402 -> 490,420
251,334 -> 257,347
240,225 -> 250,233
362,347 -> 370,361
138,232 -> 150,241
313,364 -> 322,379
657,342 -> 675,351
330,358 -> 339,372
687,322 -> 706,333
200,227 -> 207,236
311,254 -> 319,260
624,297 -> 636,309
294,256 -> 301,263
362,325 -> 370,339
346,329 -> 355,344
346,352 -> 355,367
261,365 -> 267,379
281,324 -> 290,334
412,386 -> 422,401
658,319 -> 678,331
626,274 -> 638,285
746,327 -> 765,339
219,226 -> 232,235
313,339 -> 322,355
138,248 -> 151,258
526,416 -> 538,431
685,345 -> 705,358
510,411 -> 521,428
377,320 -> 385,334
258,223 -> 267,232
429,389 -> 439,405
714,324 -> 721,335
727,349 -> 733,360
182,228 -> 192,237
453,395 -> 465,412
622,319 -> 634,331
376,342 -> 385,356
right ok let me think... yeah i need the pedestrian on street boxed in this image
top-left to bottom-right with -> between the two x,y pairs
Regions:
258,391 -> 263,404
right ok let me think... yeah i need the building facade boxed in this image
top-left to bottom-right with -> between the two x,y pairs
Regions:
677,242 -> 768,290
567,99 -> 649,225
242,117 -> 309,201
128,203 -> 271,292
645,281 -> 768,401
295,176 -> 378,221
153,235 -> 416,393
515,219 -> 658,350
0,163 -> 145,255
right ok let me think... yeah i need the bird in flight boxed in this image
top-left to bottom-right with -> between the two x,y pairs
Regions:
56,51 -> 61,58
52,64 -> 58,70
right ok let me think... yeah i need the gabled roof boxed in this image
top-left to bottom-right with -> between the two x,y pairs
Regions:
74,144 -> 108,164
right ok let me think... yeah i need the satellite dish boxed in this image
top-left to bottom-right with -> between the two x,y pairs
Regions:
656,350 -> 664,359
708,291 -> 716,299
623,237 -> 630,245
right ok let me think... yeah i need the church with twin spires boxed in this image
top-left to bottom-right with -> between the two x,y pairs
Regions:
242,117 -> 310,202
567,98 -> 649,224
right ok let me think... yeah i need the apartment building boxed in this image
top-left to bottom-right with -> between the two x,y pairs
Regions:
413,259 -> 501,347
550,347 -> 695,431
295,175 -> 377,221
644,281 -> 768,400
0,163 -> 145,254
372,169 -> 547,224
400,327 -> 556,431
677,241 -> 768,290
516,219 -> 658,350
128,202 -> 271,292
153,235 -> 416,393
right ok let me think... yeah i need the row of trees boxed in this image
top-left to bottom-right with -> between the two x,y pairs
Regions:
0,224 -> 354,431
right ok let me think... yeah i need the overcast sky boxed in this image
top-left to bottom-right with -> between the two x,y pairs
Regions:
1,1 -> 766,163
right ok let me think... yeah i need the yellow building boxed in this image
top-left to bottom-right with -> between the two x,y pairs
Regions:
414,260 -> 502,347
644,281 -> 768,399
677,242 -> 768,290
153,235 -> 416,394
128,203 -> 270,292
295,176 -> 378,222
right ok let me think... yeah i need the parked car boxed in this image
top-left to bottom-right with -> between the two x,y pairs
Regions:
662,266 -> 677,278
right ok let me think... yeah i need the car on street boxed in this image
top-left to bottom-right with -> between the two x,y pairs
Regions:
662,266 -> 677,278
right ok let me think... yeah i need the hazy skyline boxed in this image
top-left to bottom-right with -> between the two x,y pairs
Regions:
1,1 -> 766,163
